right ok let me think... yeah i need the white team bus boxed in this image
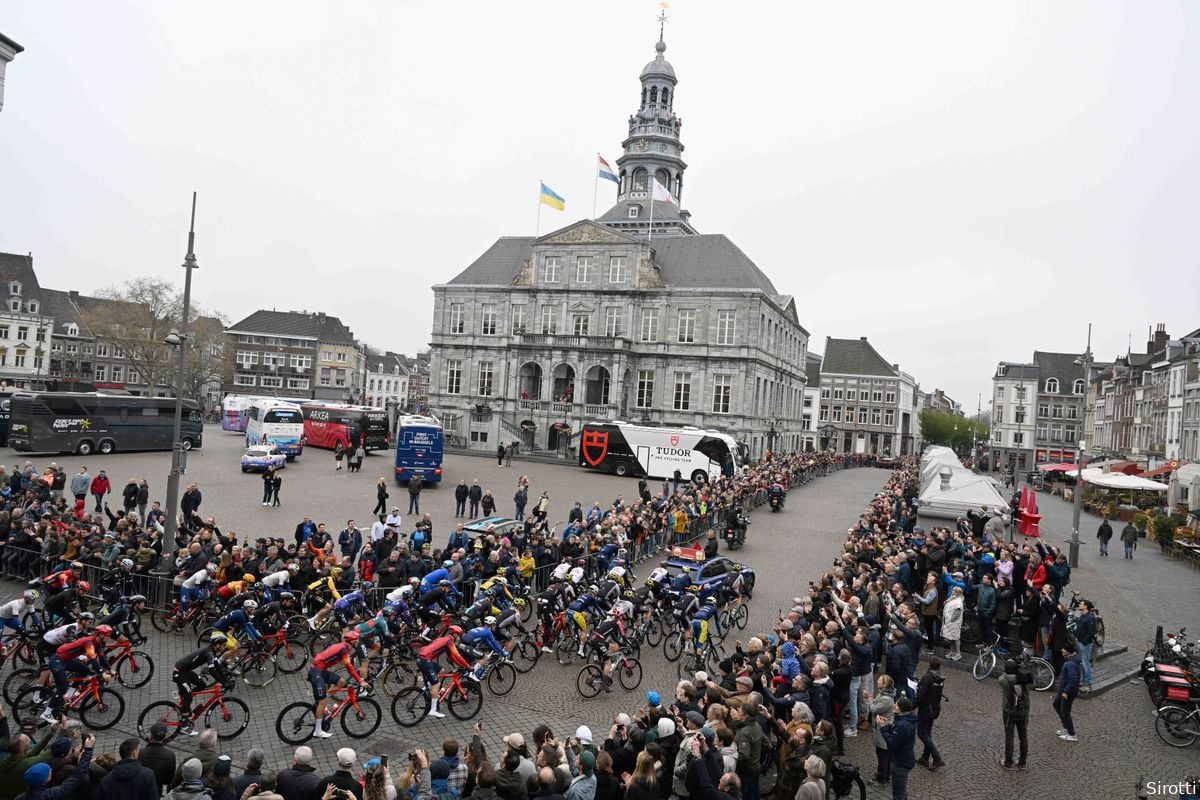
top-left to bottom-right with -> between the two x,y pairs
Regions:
245,400 -> 305,458
577,421 -> 748,483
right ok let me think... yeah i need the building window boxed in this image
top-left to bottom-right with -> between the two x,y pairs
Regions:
572,314 -> 590,336
639,309 -> 659,342
28,302 -> 38,314
627,206 -> 639,219
481,305 -> 497,336
336,352 -> 346,363
235,351 -> 258,366
17,326 -> 28,341
51,342 -> 63,354
1037,424 -> 1049,440
819,406 -> 829,421
605,308 -> 621,337
871,408 -> 881,425
996,386 -> 1005,398
95,343 -> 108,357
1065,425 -> 1077,442
511,305 -> 527,334
542,257 -> 561,283
994,430 -> 1004,444
111,365 -> 123,382
477,361 -> 494,396
832,405 -> 842,422
65,323 -> 78,336
677,309 -> 696,343
263,352 -> 285,368
445,359 -> 463,395
1013,432 -> 1024,446
260,376 -> 283,389
234,373 -> 256,387
673,372 -> 691,411
1073,379 -> 1085,395
8,281 -> 19,295
32,355 -> 43,370
712,374 -> 732,414
1045,378 -> 1060,393
716,310 -> 735,345
1052,404 -> 1063,418
0,326 -> 7,340
540,306 -> 557,334
320,367 -> 331,386
94,365 -> 107,382
1066,405 -> 1078,420
820,387 -> 830,399
289,354 -> 313,370
995,404 -> 1004,422
884,409 -> 895,426
858,408 -> 869,424
288,378 -> 310,390
1038,403 -> 1049,418
1015,408 -> 1027,424
575,256 -> 594,283
35,327 -> 45,342
448,304 -> 465,334
609,256 -> 627,284
872,389 -> 883,402
470,430 -> 489,443
13,349 -> 26,368
636,370 -> 655,408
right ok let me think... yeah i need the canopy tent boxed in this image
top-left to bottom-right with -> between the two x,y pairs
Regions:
1061,467 -> 1103,480
1040,463 -> 1079,473
1140,462 -> 1182,479
917,471 -> 1009,519
1083,472 -> 1168,491
1175,463 -> 1200,510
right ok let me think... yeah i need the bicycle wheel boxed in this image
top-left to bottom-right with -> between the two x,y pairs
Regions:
618,657 -> 643,691
3,668 -> 40,704
276,701 -> 316,745
241,652 -> 278,688
340,696 -> 382,739
309,629 -> 337,654
734,604 -> 749,630
556,635 -> 580,666
150,605 -> 179,633
1095,618 -> 1106,651
645,617 -> 664,648
446,681 -> 484,720
1154,705 -> 1200,748
13,685 -> 53,725
115,651 -> 155,689
80,687 -> 126,730
391,686 -> 431,727
11,637 -> 38,667
663,632 -> 686,663
206,696 -> 251,740
196,627 -> 217,649
276,637 -> 309,674
138,700 -> 185,743
519,599 -> 535,625
577,664 -> 604,699
512,638 -> 540,674
486,662 -> 518,696
972,651 -> 997,681
380,662 -> 419,696
1029,657 -> 1055,691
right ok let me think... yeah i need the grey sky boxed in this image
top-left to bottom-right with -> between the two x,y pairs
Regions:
2,1 -> 1198,411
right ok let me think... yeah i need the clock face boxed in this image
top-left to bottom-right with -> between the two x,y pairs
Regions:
634,140 -> 648,152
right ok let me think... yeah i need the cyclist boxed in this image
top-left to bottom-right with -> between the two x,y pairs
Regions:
691,597 -> 722,656
212,599 -> 262,646
459,593 -> 496,628
42,581 -> 90,625
416,625 -> 472,719
383,586 -> 417,630
173,632 -> 236,735
332,585 -> 371,627
99,559 -> 136,610
98,594 -> 147,644
251,593 -> 292,637
0,589 -> 38,633
536,580 -> 572,653
419,562 -> 454,593
305,567 -> 344,629
416,580 -> 460,629
492,604 -> 524,658
567,586 -> 603,657
179,562 -> 216,613
260,564 -> 299,600
214,574 -> 257,604
672,586 -> 701,632
41,562 -> 84,595
594,575 -> 622,608
308,629 -> 368,739
349,611 -> 391,672
585,608 -> 626,693
460,617 -> 507,680
44,623 -> 113,722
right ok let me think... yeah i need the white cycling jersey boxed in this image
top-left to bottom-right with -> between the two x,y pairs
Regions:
42,623 -> 78,646
261,570 -> 291,589
181,569 -> 211,590
0,598 -> 30,620
551,563 -> 571,582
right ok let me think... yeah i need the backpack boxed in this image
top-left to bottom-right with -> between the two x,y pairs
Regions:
426,777 -> 460,800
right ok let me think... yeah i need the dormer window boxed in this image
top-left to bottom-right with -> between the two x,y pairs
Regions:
1072,379 -> 1085,395
628,206 -> 640,219
26,301 -> 38,314
1045,378 -> 1059,393
996,364 -> 1007,377
8,282 -> 20,296
8,299 -> 19,312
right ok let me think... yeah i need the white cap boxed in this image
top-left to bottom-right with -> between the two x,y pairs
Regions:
575,725 -> 593,745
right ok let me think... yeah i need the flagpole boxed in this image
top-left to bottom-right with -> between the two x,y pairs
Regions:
592,166 -> 599,221
536,180 -> 542,237
648,183 -> 655,243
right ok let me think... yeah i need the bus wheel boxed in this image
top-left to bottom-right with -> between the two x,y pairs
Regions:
98,440 -> 116,455
691,470 -> 708,485
614,462 -> 628,477
76,440 -> 94,456
181,438 -> 193,451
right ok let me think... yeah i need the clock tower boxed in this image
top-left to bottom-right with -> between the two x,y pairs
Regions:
598,31 -> 695,237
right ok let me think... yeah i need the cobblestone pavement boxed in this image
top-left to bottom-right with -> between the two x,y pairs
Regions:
2,437 -> 1196,799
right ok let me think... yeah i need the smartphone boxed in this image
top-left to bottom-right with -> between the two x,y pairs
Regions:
380,754 -> 389,768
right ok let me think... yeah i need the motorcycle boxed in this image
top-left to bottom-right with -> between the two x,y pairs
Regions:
768,494 -> 783,512
723,514 -> 749,550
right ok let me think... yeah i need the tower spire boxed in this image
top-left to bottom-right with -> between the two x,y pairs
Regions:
658,1 -> 669,43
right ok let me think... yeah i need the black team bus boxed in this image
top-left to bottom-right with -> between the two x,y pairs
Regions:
7,392 -> 204,455
577,421 -> 747,483
301,403 -> 390,451
0,391 -> 11,447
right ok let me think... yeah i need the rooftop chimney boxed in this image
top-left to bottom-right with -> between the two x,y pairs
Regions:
860,336 -> 867,341
1153,323 -> 1169,354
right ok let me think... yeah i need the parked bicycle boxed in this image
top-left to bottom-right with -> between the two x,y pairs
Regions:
1066,591 -> 1106,652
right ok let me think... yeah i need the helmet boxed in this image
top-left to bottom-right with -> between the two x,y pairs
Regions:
443,560 -> 454,568
438,579 -> 452,589
575,558 -> 586,567
120,558 -> 134,569
382,606 -> 397,616
361,581 -> 374,590
342,629 -> 361,642
330,567 -> 344,576
398,585 -> 414,599
243,599 -> 259,610
128,594 -> 146,605
484,615 -> 497,625
77,581 -> 90,593
206,563 -> 217,574
447,625 -> 464,636
623,590 -> 636,600
279,592 -> 295,602
78,612 -> 95,622
210,631 -> 228,645
611,607 -> 624,618
22,589 -> 39,602
645,579 -> 658,588
705,597 -> 718,606
491,576 -> 507,586
288,563 -> 300,573
94,624 -> 113,637
242,574 -> 256,584
70,562 -> 83,571
588,584 -> 599,595
408,577 -> 420,586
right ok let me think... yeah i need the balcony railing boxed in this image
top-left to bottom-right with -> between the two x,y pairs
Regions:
514,332 -> 629,351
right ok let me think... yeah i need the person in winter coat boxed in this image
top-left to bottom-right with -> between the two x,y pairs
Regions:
168,758 -> 209,800
732,702 -> 765,800
878,698 -> 917,800
1055,643 -> 1082,741
373,478 -> 390,516
884,630 -> 910,700
1096,517 -> 1113,557
468,482 -> 484,518
514,488 -> 528,521
940,587 -> 965,661
70,468 -> 91,502
137,723 -> 176,796
622,751 -> 658,800
1017,586 -> 1040,651
867,675 -> 897,786
914,658 -> 945,771
98,737 -> 159,800
481,491 -> 497,518
993,578 -> 1015,654
972,574 -> 997,650
16,738 -> 94,800
455,481 -> 470,518
998,658 -> 1030,769
795,756 -> 826,800
276,746 -> 323,800
1120,521 -> 1138,558
90,470 -> 112,513
121,479 -> 139,513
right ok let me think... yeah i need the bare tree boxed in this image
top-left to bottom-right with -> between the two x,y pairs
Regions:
181,313 -> 227,403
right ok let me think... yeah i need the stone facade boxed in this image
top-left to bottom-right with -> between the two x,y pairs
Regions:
816,337 -> 918,456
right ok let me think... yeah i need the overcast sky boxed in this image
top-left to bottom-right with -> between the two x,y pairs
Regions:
2,1 -> 1198,411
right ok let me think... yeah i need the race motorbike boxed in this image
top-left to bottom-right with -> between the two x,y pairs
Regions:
723,512 -> 749,550
768,493 -> 783,512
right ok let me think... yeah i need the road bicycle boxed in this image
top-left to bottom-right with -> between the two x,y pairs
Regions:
390,668 -> 483,726
678,635 -> 725,681
363,651 -> 419,697
276,683 -> 382,744
103,637 -> 155,689
719,601 -> 750,632
137,680 -> 250,743
478,651 -> 518,697
508,629 -> 542,674
1154,704 -> 1200,748
577,646 -> 642,698
14,673 -> 125,729
150,597 -> 218,634
972,633 -> 1006,681
0,628 -> 39,669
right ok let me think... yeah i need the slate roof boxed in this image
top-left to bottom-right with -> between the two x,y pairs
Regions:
821,337 -> 898,378
39,289 -> 90,335
0,251 -> 42,295
446,231 -> 780,295
997,363 -> 1040,380
227,310 -> 355,344
805,352 -> 822,388
1033,351 -> 1085,394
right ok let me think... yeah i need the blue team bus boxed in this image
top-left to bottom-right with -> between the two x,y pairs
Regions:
394,414 -> 443,484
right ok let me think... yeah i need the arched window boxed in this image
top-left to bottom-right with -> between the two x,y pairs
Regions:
1045,378 -> 1059,393
632,168 -> 647,191
655,169 -> 670,190
641,87 -> 647,106
1073,379 -> 1085,395
650,87 -> 658,105
662,88 -> 670,107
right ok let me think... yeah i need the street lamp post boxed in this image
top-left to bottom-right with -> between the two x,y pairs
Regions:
1015,380 -> 1027,485
1069,326 -> 1093,569
162,193 -> 199,567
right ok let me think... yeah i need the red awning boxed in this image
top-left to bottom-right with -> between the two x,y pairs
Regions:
1139,461 -> 1182,478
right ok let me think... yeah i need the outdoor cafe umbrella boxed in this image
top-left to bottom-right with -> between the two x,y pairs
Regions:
1191,474 -> 1200,514
1168,471 -> 1181,508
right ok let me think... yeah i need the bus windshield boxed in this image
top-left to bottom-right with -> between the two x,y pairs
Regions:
265,409 -> 303,424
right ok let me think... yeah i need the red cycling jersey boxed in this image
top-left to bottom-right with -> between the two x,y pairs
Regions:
418,636 -> 470,669
55,635 -> 104,665
312,643 -> 364,683
44,571 -> 77,591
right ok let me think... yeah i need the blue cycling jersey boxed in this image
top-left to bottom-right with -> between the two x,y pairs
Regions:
461,626 -> 505,655
334,591 -> 366,611
420,568 -> 451,593
214,609 -> 260,640
567,594 -> 600,614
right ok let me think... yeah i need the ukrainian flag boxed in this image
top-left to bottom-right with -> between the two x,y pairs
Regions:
539,182 -> 565,211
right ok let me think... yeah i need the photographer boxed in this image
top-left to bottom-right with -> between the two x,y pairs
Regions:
318,749 -> 364,800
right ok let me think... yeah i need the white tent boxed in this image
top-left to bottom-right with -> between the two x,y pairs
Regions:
1083,472 -> 1168,491
917,471 -> 1009,518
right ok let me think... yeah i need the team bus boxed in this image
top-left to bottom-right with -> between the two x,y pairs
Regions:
245,400 -> 304,458
394,414 -> 443,484
222,394 -> 301,432
578,421 -> 747,484
301,403 -> 390,452
7,392 -> 203,455
0,391 -> 12,447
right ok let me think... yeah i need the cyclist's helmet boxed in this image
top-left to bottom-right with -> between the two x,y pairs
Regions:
588,584 -> 599,594
382,606 -> 397,616
447,625 -> 464,636
209,631 -> 227,645
408,577 -> 421,587
645,578 -> 659,588
330,567 -> 344,576
438,579 -> 452,589
361,581 -> 374,591
78,612 -> 95,622
575,558 -> 587,567
279,591 -> 295,602
206,563 -> 217,574
22,589 -> 38,602
243,599 -> 259,611
623,590 -> 636,600
342,629 -> 361,642
705,597 -> 719,606
484,615 -> 497,626
76,581 -> 91,593
398,585 -> 414,599
128,594 -> 147,605
491,576 -> 507,586
242,574 -> 256,584
94,624 -> 113,637
443,560 -> 454,568
611,607 -> 624,619
120,558 -> 134,569
70,562 -> 84,571
288,563 -> 300,573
